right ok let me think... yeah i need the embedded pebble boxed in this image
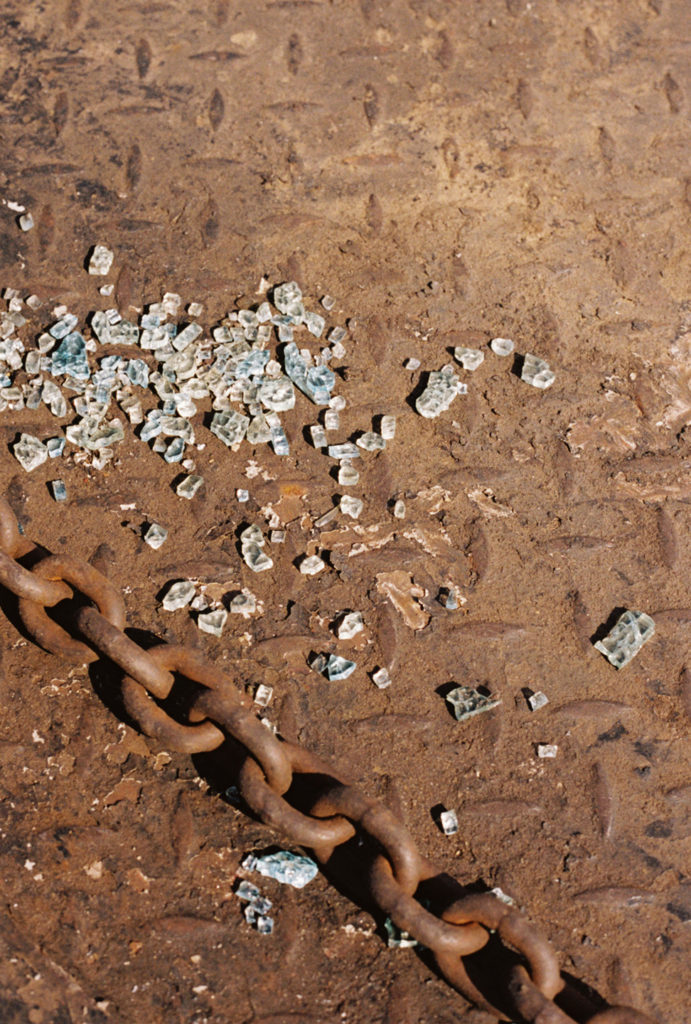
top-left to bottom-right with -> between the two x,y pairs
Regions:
19,212 -> 34,232
372,667 -> 392,689
440,809 -> 459,835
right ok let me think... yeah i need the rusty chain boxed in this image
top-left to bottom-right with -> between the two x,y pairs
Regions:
0,496 -> 656,1024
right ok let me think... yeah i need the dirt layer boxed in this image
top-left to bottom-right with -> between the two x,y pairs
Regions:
0,1 -> 689,1023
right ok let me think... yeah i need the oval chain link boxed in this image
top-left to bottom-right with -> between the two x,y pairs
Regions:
18,553 -> 126,662
0,496 -> 659,1024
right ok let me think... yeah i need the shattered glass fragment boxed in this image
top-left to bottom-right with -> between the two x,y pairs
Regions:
340,495 -> 363,519
527,691 -> 549,711
243,543 -> 273,573
236,488 -> 249,503
143,523 -> 168,549
537,744 -> 558,759
176,474 -> 204,499
338,461 -> 359,486
404,357 -> 420,371
440,809 -> 459,836
246,413 -> 272,445
321,295 -> 335,311
51,333 -> 90,381
109,320 -> 140,345
18,212 -> 34,232
164,437 -> 185,463
384,918 -> 418,949
88,245 -> 114,275
454,346 -> 485,371
356,431 -> 385,451
230,591 -> 258,618
380,415 -> 396,440
248,850 -> 318,889
336,611 -> 363,639
50,479 -> 67,502
594,610 -> 655,669
198,609 -> 228,637
13,433 -> 48,471
327,443 -> 360,460
252,685 -> 273,709
173,323 -> 203,352
490,337 -> 514,356
310,424 -> 327,448
300,554 -> 325,575
268,419 -> 289,456
210,410 -> 250,447
127,358 -> 149,387
303,311 -> 325,338
273,281 -> 303,317
236,880 -> 261,903
521,353 -> 555,390
257,376 -> 295,412
162,580 -> 196,611
326,655 -> 357,681
46,436 -> 65,458
328,326 -> 346,344
372,667 -> 392,689
324,409 -> 339,431
49,314 -> 79,340
446,685 -> 501,721
415,369 -> 461,419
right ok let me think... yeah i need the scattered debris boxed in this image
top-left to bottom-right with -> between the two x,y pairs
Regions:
240,524 -> 273,573
300,554 -> 326,575
336,611 -> 364,639
13,433 -> 48,471
454,346 -> 484,371
50,479 -> 67,502
594,610 -> 655,668
254,684 -> 273,707
88,245 -> 114,276
490,337 -> 514,356
445,685 -> 501,721
235,880 -> 274,934
143,523 -> 168,549
537,744 -> 558,758
325,654 -> 357,681
198,608 -> 228,637
243,850 -> 318,889
176,475 -> 204,499
372,667 -> 392,689
162,580 -> 196,611
376,570 -> 429,630
415,366 -> 465,418
521,353 -> 555,389
384,918 -> 418,949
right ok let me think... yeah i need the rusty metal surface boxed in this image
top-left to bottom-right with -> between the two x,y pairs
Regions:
0,497 -> 657,1024
0,2 -> 689,1022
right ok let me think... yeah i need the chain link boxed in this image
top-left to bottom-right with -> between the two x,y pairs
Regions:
0,496 -> 658,1024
